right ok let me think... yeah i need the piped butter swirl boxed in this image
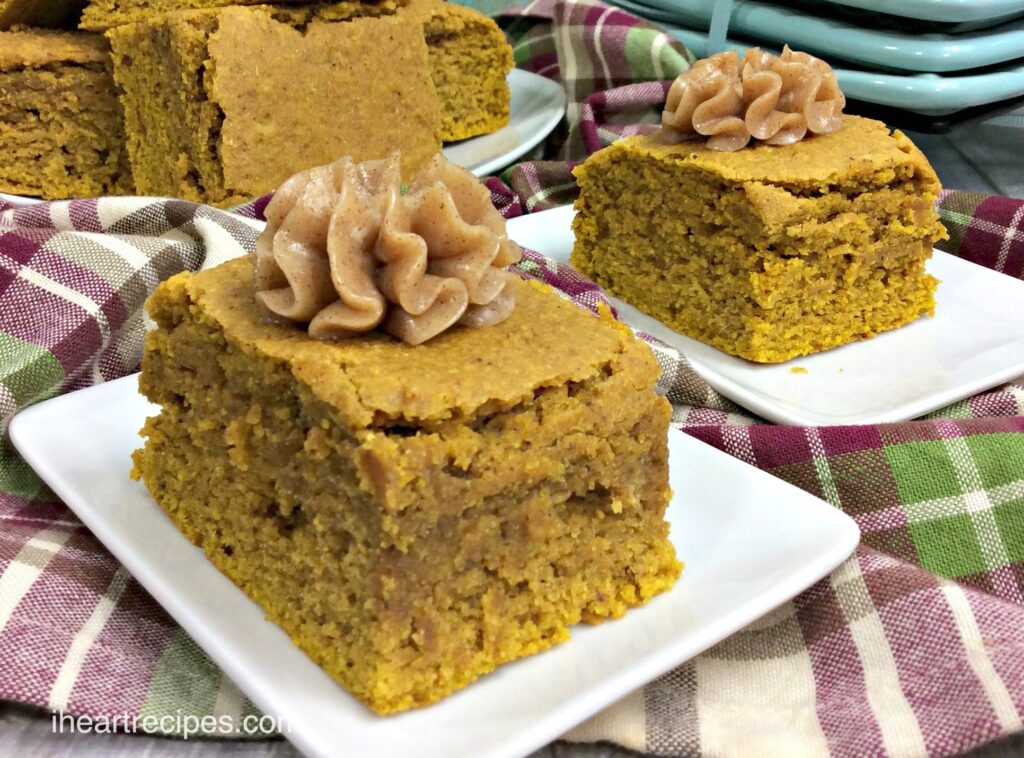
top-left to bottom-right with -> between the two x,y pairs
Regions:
254,152 -> 522,345
661,46 -> 845,151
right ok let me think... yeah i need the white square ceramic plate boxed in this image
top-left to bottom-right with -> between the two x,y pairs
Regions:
508,205 -> 1024,426
11,375 -> 858,758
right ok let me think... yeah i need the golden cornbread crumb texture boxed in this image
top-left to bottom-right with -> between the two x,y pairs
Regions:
0,0 -> 85,29
0,29 -> 131,199
132,257 -> 681,714
405,0 -> 512,141
107,3 -> 441,206
571,115 -> 949,363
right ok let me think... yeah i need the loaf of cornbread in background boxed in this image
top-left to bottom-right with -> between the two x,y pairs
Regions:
107,4 -> 441,205
83,0 -> 513,142
0,29 -> 130,199
572,115 -> 948,363
132,255 -> 680,713
0,0 -> 86,29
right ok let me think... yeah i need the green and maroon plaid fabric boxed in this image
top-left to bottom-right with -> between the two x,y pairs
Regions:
2,0 -> 1024,754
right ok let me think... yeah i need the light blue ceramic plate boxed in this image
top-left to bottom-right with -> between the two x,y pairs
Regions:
632,0 -> 1024,73
655,19 -> 1024,116
820,0 -> 1024,25
609,0 -> 1024,116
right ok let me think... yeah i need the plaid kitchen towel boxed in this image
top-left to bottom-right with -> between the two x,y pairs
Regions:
2,2 -> 1024,756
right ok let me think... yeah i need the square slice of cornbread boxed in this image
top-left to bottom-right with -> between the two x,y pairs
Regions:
107,4 -> 441,206
83,0 -> 513,143
0,29 -> 131,199
571,115 -> 949,363
131,256 -> 681,714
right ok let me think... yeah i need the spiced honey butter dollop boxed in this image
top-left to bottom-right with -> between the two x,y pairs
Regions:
254,152 -> 522,345
661,45 -> 846,151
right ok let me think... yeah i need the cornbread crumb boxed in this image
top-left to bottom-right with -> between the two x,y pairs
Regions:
132,256 -> 681,714
572,115 -> 948,363
0,29 -> 130,199
412,0 -> 513,141
790,366 -> 808,374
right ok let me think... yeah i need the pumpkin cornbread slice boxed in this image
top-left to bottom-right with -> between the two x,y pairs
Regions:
132,255 -> 680,714
571,115 -> 948,363
107,4 -> 441,205
84,0 -> 512,144
0,29 -> 130,199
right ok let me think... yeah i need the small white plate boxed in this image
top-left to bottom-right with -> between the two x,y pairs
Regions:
0,70 -> 566,207
11,375 -> 858,758
443,69 -> 566,177
507,205 -> 1024,426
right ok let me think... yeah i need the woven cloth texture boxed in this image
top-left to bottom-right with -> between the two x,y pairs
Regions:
2,0 -> 1024,754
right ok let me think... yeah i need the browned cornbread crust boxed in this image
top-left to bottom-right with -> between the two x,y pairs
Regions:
132,256 -> 680,714
0,0 -> 85,29
571,115 -> 948,363
0,29 -> 130,199
107,3 -> 441,205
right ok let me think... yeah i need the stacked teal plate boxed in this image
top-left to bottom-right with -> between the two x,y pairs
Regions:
821,0 -> 1024,27
610,0 -> 1024,116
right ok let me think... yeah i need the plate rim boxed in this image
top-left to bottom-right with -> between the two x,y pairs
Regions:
659,23 -> 1024,115
9,374 -> 859,758
816,0 -> 1024,24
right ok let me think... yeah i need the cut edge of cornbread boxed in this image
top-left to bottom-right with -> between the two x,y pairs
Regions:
571,115 -> 948,364
107,9 -> 227,203
0,28 -> 131,199
410,0 -> 513,141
